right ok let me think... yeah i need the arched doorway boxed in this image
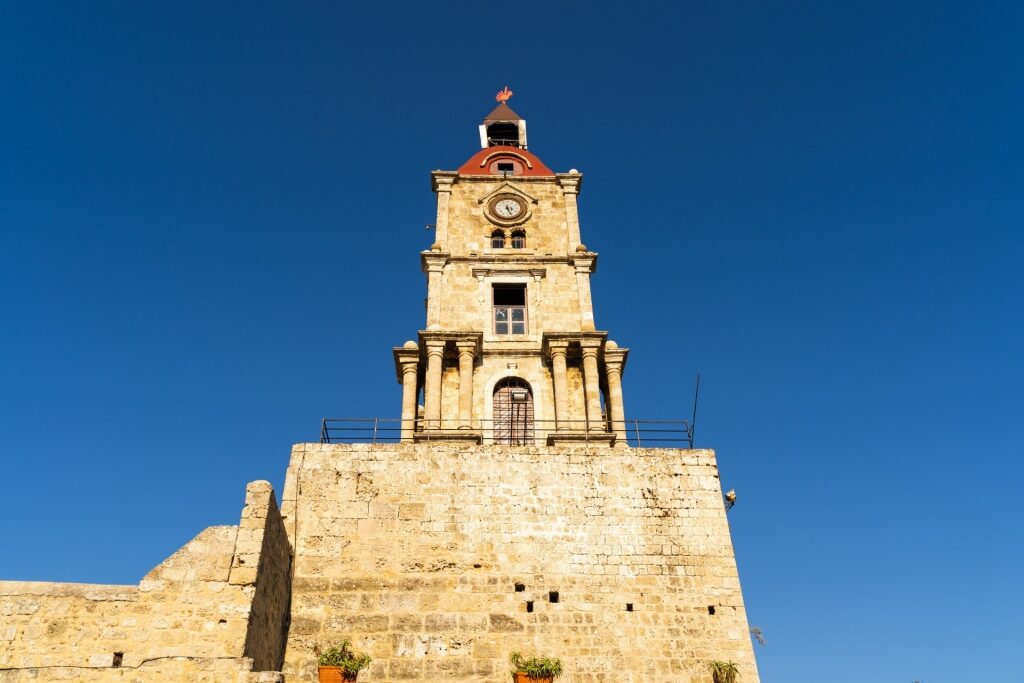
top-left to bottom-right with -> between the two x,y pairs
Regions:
493,377 -> 534,445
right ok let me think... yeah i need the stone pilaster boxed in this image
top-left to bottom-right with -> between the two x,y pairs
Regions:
572,251 -> 597,332
556,171 -> 583,251
421,250 -> 449,331
431,171 -> 457,245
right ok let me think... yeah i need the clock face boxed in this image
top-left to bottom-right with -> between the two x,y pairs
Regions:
493,198 -> 523,219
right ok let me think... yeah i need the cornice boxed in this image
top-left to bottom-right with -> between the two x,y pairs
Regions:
448,254 -> 574,265
420,250 -> 450,272
541,331 -> 608,356
555,171 -> 584,194
471,267 -> 546,279
430,170 -> 458,192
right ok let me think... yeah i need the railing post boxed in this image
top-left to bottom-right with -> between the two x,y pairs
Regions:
372,418 -> 378,445
634,419 -> 641,448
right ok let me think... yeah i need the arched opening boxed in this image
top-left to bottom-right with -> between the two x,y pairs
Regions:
486,122 -> 520,147
493,377 -> 534,445
511,230 -> 526,249
491,229 -> 505,249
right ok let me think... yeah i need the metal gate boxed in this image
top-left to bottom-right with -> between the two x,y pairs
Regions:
493,378 -> 534,445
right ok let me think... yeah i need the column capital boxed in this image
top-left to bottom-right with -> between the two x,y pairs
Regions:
431,171 -> 458,192
546,341 -> 569,357
455,341 -> 477,359
393,343 -> 420,383
603,341 -> 629,374
424,340 -> 446,357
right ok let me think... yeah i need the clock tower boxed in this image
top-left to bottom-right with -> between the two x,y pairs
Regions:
393,93 -> 629,447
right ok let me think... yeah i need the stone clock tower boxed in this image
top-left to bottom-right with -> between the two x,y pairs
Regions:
392,98 -> 628,447
0,93 -> 761,683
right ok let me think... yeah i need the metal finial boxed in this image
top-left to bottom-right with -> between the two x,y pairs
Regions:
495,86 -> 514,104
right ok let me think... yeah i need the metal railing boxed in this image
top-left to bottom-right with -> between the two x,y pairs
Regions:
319,418 -> 694,448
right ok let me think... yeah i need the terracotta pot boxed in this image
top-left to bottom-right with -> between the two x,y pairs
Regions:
512,673 -> 553,683
318,667 -> 358,683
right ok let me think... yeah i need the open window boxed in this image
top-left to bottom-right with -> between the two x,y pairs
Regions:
491,230 -> 505,249
511,230 -> 526,249
493,284 -> 526,335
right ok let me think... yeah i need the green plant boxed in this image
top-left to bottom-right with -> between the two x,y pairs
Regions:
315,641 -> 372,677
708,660 -> 739,683
509,652 -> 564,679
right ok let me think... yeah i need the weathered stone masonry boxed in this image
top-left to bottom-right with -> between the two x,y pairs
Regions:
278,443 -> 758,683
0,481 -> 291,682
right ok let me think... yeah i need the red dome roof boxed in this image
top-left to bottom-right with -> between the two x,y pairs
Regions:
457,146 -> 554,177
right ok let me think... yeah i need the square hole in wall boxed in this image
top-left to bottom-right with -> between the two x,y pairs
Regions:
514,583 -> 525,592
549,591 -> 559,603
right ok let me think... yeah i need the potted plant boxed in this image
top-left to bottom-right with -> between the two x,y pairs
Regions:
315,640 -> 372,682
708,660 -> 739,683
509,652 -> 564,683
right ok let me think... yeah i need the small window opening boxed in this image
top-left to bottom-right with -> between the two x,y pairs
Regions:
626,603 -> 634,612
526,601 -> 534,613
514,583 -> 525,592
511,230 -> 526,249
113,653 -> 124,668
493,285 -> 527,335
548,591 -> 559,603
497,162 -> 515,174
491,230 -> 505,249
473,563 -> 482,568
708,605 -> 716,615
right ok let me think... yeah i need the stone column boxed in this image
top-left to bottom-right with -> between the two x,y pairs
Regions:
399,357 -> 420,442
548,342 -> 570,431
604,342 -> 628,446
456,341 -> 475,429
424,341 -> 445,429
581,342 -> 604,433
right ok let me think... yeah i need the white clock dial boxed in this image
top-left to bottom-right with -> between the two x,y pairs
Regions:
494,198 -> 522,218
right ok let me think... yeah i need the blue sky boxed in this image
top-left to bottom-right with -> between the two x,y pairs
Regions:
2,3 -> 1022,682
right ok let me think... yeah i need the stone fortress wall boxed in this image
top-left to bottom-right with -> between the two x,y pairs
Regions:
0,481 -> 291,682
279,442 -> 760,683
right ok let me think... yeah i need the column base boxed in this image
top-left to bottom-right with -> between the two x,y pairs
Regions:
414,430 -> 483,445
546,431 -> 616,447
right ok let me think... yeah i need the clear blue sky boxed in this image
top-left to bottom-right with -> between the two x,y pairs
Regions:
2,3 -> 1022,682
